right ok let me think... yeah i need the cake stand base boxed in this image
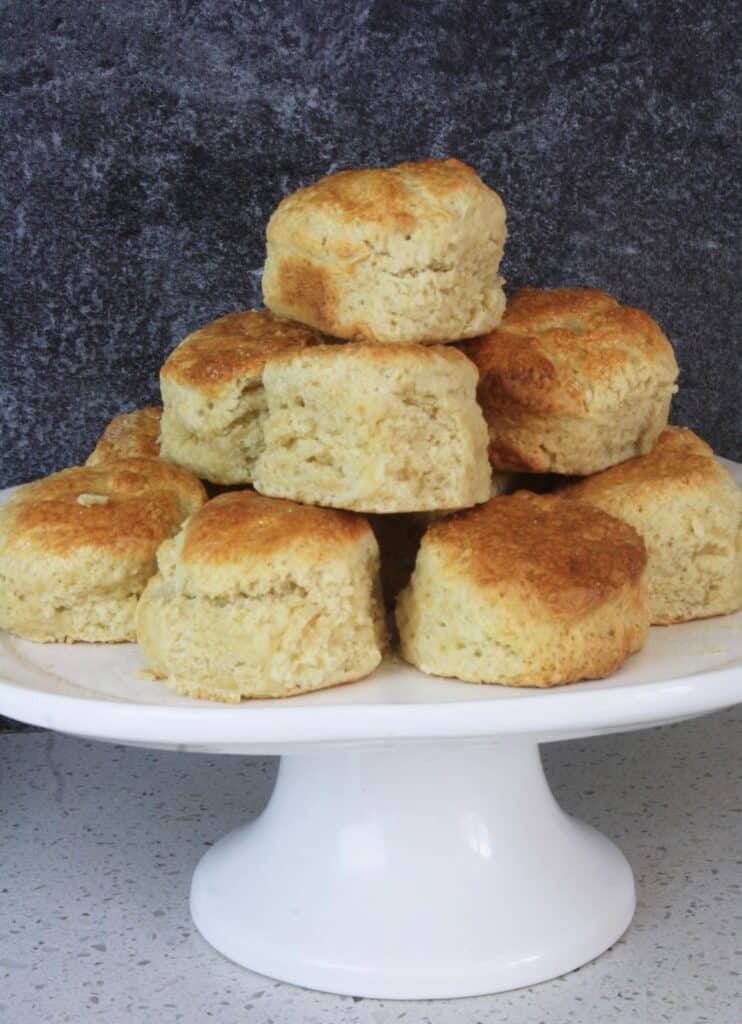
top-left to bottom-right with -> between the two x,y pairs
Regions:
190,741 -> 635,999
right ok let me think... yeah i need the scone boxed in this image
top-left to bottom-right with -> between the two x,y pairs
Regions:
262,158 -> 507,344
159,309 -> 327,484
253,343 -> 492,513
562,427 -> 742,624
0,459 -> 206,643
396,491 -> 649,686
461,287 -> 679,475
136,491 -> 386,701
86,406 -> 162,465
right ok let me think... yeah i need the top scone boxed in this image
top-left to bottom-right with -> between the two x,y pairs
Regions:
262,158 -> 507,344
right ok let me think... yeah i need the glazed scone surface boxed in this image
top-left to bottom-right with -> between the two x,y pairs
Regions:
562,427 -> 742,624
396,491 -> 650,686
0,459 -> 206,643
262,158 -> 507,344
159,309 -> 326,484
136,491 -> 386,701
86,406 -> 162,465
462,287 -> 679,475
253,343 -> 492,513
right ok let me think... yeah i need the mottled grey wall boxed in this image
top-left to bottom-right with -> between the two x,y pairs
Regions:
1,0 -> 740,486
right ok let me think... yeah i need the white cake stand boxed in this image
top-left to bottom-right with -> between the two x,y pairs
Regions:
1,464 -> 741,1000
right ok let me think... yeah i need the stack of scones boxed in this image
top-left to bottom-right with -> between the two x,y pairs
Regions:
1,159 -> 740,700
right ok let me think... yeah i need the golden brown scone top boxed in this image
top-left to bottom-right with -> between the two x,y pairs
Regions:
180,490 -> 374,567
0,459 -> 206,559
461,287 -> 679,416
160,310 -> 327,393
266,158 -> 505,257
562,427 -> 720,498
422,491 -> 647,617
86,406 -> 162,466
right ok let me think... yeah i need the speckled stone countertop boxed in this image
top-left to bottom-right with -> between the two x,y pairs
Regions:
2,709 -> 740,1023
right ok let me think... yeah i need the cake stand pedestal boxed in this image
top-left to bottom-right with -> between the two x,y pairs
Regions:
191,741 -> 634,998
1,603 -> 740,999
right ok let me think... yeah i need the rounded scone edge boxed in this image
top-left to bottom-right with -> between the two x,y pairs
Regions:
396,491 -> 650,687
561,427 -> 742,624
0,459 -> 207,643
461,286 -> 680,475
136,491 -> 387,701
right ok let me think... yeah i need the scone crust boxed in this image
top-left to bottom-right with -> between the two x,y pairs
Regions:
263,158 -> 507,344
136,491 -> 386,700
0,459 -> 206,642
562,427 -> 742,624
179,490 -> 373,591
254,343 -> 492,513
159,310 -> 326,484
422,491 -> 646,617
160,309 -> 326,393
86,406 -> 162,465
1,459 -> 205,558
396,491 -> 650,687
462,287 -> 679,474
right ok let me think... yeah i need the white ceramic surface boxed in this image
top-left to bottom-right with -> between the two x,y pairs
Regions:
0,614 -> 740,752
191,742 -> 636,998
1,460 -> 740,998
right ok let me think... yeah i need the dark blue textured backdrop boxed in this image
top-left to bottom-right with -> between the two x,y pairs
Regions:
1,0 -> 740,487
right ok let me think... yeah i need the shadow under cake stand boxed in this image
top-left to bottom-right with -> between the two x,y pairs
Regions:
1,465 -> 741,1000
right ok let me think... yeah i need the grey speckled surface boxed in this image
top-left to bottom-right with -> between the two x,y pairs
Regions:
2,710 -> 741,1023
1,0 -> 741,487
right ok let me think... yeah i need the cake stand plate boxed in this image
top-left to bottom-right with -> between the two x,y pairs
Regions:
1,465 -> 741,999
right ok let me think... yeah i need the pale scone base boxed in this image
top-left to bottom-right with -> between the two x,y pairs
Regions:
254,351 -> 491,513
264,247 -> 507,344
159,384 -> 267,485
572,477 -> 742,626
396,563 -> 649,688
136,549 -> 386,701
0,589 -> 139,643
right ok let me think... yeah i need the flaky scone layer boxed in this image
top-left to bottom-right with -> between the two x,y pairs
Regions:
136,491 -> 386,700
254,343 -> 492,513
562,427 -> 742,624
159,309 -> 327,484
